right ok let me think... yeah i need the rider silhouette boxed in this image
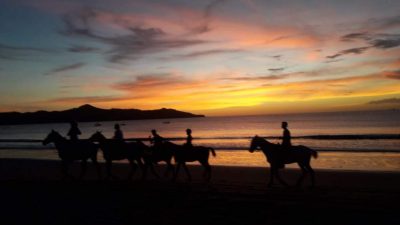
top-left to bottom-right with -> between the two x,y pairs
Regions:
113,123 -> 124,140
150,129 -> 164,145
281,121 -> 291,149
67,121 -> 81,141
184,128 -> 193,148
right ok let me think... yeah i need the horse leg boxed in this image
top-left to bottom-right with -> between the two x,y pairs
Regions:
91,156 -> 102,180
200,160 -> 211,182
165,161 -> 175,178
128,159 -> 137,180
174,162 -> 181,181
164,161 -> 170,177
61,161 -> 69,180
305,164 -> 316,187
79,160 -> 88,180
296,163 -> 307,187
275,168 -> 289,187
268,166 -> 275,187
105,160 -> 113,180
141,163 -> 148,180
182,163 -> 192,182
150,162 -> 160,179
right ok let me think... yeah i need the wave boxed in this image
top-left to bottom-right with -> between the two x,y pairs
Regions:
1,144 -> 400,153
0,134 -> 399,142
0,134 -> 399,153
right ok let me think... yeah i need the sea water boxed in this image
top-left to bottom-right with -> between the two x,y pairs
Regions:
0,110 -> 399,171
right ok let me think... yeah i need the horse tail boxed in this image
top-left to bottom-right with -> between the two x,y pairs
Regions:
311,149 -> 318,159
209,147 -> 216,157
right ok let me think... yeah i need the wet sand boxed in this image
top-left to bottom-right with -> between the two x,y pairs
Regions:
0,158 -> 399,225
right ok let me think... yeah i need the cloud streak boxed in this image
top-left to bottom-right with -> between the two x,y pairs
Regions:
0,43 -> 54,61
382,70 -> 400,79
45,62 -> 86,75
68,45 -> 99,53
60,8 -> 208,63
169,48 -> 244,59
368,98 -> 400,105
326,47 -> 370,59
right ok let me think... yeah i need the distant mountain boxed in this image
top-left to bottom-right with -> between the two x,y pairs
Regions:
0,104 -> 204,125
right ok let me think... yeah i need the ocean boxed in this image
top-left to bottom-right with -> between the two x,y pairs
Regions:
1,110 -> 399,171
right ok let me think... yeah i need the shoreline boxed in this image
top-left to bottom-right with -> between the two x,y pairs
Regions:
2,149 -> 400,172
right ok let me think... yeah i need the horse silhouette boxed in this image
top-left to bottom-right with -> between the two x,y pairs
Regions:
174,145 -> 216,182
249,135 -> 318,187
141,141 -> 176,180
89,131 -> 144,180
43,130 -> 101,179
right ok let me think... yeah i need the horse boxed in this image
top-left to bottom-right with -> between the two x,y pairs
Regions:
249,135 -> 318,187
173,145 -> 216,182
88,131 -> 144,180
43,130 -> 101,180
141,141 -> 176,180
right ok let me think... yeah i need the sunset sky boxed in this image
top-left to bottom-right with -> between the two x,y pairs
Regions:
1,0 -> 400,116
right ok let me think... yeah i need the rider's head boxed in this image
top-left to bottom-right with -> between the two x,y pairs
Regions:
281,121 -> 288,129
70,121 -> 78,127
186,128 -> 192,135
151,129 -> 157,135
114,123 -> 120,130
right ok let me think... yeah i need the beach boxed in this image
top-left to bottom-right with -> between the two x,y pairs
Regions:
1,158 -> 399,225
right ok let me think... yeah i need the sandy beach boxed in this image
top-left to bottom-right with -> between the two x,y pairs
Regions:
1,158 -> 399,225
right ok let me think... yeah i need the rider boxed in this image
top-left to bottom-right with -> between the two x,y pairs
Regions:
67,121 -> 81,141
113,123 -> 124,140
184,128 -> 193,149
150,129 -> 164,146
281,121 -> 292,149
150,129 -> 164,151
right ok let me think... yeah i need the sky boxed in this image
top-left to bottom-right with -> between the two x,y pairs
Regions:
1,0 -> 400,116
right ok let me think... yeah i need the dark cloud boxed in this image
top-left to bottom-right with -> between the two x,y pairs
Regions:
61,8 -> 207,63
268,68 -> 285,73
45,62 -> 86,75
324,59 -> 343,63
0,43 -> 54,61
341,32 -> 370,42
370,37 -> 400,49
326,46 -> 369,59
187,0 -> 226,35
113,73 -> 180,91
365,15 -> 400,31
271,55 -> 282,60
383,69 -> 400,79
170,49 -> 243,59
68,45 -> 99,53
340,31 -> 400,50
227,72 -> 301,81
368,98 -> 400,105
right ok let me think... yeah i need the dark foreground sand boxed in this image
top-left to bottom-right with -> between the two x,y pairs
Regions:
1,158 -> 399,225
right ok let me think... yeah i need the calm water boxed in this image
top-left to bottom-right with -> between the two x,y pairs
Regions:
1,110 -> 400,171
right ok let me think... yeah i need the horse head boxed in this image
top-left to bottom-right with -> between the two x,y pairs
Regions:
88,131 -> 106,142
43,130 -> 63,145
249,135 -> 269,153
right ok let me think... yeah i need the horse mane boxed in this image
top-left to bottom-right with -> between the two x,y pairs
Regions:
254,136 -> 270,144
52,130 -> 66,140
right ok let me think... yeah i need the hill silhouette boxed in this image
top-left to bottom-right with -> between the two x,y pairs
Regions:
0,104 -> 204,125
